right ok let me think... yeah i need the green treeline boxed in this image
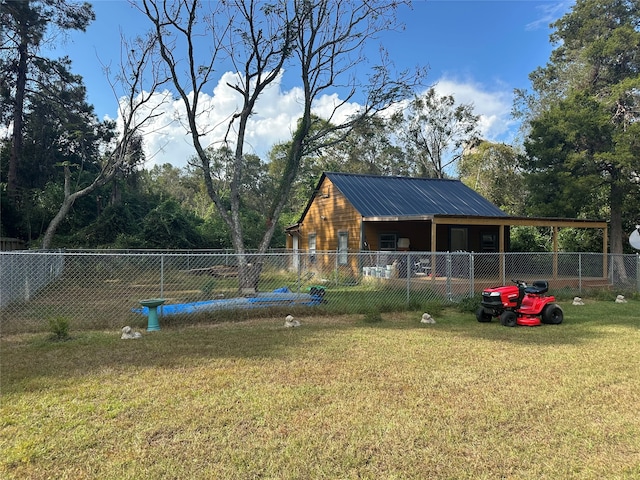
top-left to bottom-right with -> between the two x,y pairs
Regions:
1,0 -> 638,253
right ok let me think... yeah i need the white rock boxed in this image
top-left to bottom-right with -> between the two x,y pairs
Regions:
121,326 -> 142,339
615,295 -> 627,303
421,313 -> 436,324
284,315 -> 301,327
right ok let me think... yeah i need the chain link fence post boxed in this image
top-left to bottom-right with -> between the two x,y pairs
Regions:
445,252 -> 452,301
469,252 -> 474,297
296,252 -> 302,294
578,252 -> 582,294
160,253 -> 165,299
406,252 -> 412,305
637,253 -> 640,292
160,253 -> 165,319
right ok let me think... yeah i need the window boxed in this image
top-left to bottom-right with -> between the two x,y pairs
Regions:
308,233 -> 316,263
481,232 -> 497,252
379,233 -> 397,250
338,231 -> 348,265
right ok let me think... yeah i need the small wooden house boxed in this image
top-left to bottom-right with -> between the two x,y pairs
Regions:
285,172 -> 608,278
286,171 -> 509,251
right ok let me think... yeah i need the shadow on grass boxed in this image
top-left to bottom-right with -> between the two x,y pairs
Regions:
1,312 -> 368,393
2,301 -> 637,394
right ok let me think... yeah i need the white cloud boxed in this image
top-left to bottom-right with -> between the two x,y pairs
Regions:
525,1 -> 574,31
115,71 -> 519,170
120,71 -> 363,169
431,77 -> 518,143
312,93 -> 362,126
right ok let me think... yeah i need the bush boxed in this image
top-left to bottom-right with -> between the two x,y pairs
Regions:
142,199 -> 207,248
456,293 -> 483,313
48,317 -> 70,341
422,300 -> 446,316
378,302 -> 401,313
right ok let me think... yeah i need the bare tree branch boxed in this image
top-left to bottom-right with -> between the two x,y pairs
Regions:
135,0 -> 423,292
41,33 -> 169,248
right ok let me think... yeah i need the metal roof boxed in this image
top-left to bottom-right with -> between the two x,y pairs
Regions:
324,172 -> 508,218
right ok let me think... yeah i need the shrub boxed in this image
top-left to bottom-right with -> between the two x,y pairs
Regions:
422,300 -> 446,316
456,293 -> 483,313
48,317 -> 70,341
378,302 -> 401,313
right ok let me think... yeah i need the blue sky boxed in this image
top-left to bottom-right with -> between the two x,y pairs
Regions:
47,0 -> 574,168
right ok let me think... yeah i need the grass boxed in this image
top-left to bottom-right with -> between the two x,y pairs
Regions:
1,300 -> 639,479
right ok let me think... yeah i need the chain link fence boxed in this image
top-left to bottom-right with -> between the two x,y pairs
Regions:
1,250 -> 638,334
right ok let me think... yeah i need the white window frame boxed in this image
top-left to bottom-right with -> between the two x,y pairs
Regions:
379,233 -> 397,251
338,231 -> 348,265
308,233 -> 317,263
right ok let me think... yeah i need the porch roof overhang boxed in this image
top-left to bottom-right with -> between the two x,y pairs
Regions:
361,214 -> 608,229
288,215 -> 607,231
360,214 -> 609,278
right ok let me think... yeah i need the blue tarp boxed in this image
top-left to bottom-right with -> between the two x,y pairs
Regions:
133,287 -> 323,317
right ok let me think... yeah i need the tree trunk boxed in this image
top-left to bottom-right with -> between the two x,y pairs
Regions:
41,198 -> 74,250
41,164 -> 112,249
41,167 -> 75,250
237,256 -> 263,296
609,177 -> 628,283
8,27 -> 29,199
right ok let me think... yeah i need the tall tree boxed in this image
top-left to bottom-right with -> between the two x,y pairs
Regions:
393,87 -> 480,178
138,0 -> 420,292
321,115 -> 411,176
15,62 -> 112,243
138,0 -> 291,290
458,141 -> 525,215
144,163 -> 211,218
519,0 -> 640,278
254,0 -> 419,287
40,33 -> 168,248
0,0 -> 94,198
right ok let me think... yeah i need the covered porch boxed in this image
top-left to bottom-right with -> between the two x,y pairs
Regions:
360,214 -> 609,283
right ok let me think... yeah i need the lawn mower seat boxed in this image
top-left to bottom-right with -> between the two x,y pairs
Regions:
524,280 -> 548,295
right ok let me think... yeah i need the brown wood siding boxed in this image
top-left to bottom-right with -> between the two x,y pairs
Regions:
298,178 -> 362,276
1,237 -> 26,251
300,178 -> 361,251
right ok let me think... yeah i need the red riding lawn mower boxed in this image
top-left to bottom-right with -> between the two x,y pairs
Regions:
476,279 -> 564,327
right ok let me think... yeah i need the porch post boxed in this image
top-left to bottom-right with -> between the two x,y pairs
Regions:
499,224 -> 505,284
431,220 -> 437,279
552,226 -> 558,279
603,224 -> 608,279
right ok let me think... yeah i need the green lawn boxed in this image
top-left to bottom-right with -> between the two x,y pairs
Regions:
1,300 -> 639,479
